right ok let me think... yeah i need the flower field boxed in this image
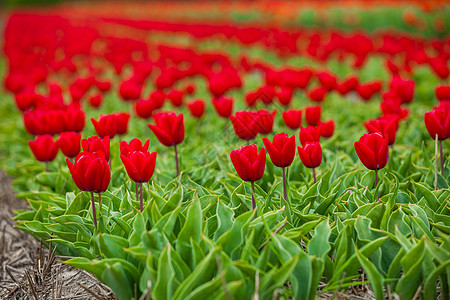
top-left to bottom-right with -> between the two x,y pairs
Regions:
0,2 -> 449,299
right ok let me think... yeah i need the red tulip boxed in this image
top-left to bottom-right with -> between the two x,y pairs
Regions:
187,99 -> 205,119
299,126 -> 320,146
167,90 -> 184,107
120,139 -> 150,157
256,109 -> 276,134
336,76 -> 358,95
364,116 -> 399,145
262,133 -> 296,168
230,111 -> 259,141
380,93 -> 409,119
357,81 -> 382,101
148,112 -> 185,147
88,94 -> 103,108
149,90 -> 166,109
389,76 -> 415,104
424,107 -> 450,140
277,87 -> 294,107
305,106 -> 322,126
119,80 -> 142,101
230,144 -> 266,182
28,134 -> 59,162
318,120 -> 335,138
308,87 -> 327,103
91,115 -> 117,138
82,136 -> 110,162
121,151 -> 157,183
95,80 -> 111,93
115,112 -> 130,135
58,131 -> 81,158
317,72 -> 337,91
354,133 -> 389,170
212,97 -> 233,118
282,109 -> 302,129
135,99 -> 155,119
435,85 -> 450,102
66,152 -> 110,193
297,142 -> 322,168
63,108 -> 85,132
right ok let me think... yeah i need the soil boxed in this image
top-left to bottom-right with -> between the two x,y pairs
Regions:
0,171 -> 116,300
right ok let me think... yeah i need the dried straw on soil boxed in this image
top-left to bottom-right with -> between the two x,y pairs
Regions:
0,171 -> 115,300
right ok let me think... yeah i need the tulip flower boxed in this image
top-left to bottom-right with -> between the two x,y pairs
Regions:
148,112 -> 184,176
277,87 -> 294,107
263,133 -> 296,200
317,72 -> 337,91
167,90 -> 184,107
66,152 -> 110,228
297,142 -> 322,183
305,106 -> 322,126
256,109 -> 276,135
121,149 -> 157,212
282,109 -> 302,129
230,111 -> 259,142
58,131 -> 81,159
212,97 -> 233,118
389,76 -> 415,104
336,76 -> 358,95
91,114 -> 117,138
354,133 -> 389,190
435,85 -> 450,102
187,99 -> 205,119
115,112 -> 130,136
299,126 -> 321,146
63,108 -> 85,132
149,90 -> 165,109
82,136 -> 110,162
318,120 -> 335,138
88,94 -> 103,109
120,138 -> 150,156
424,107 -> 449,185
135,99 -> 155,119
308,87 -> 327,103
28,134 -> 59,171
230,144 -> 266,210
119,80 -> 142,101
364,116 -> 399,145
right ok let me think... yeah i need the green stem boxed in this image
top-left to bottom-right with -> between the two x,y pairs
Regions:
90,192 -> 97,229
251,181 -> 256,210
282,167 -> 287,200
174,144 -> 180,177
439,140 -> 444,177
435,134 -> 438,190
140,182 -> 143,212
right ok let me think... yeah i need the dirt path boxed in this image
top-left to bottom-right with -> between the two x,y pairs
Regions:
0,171 -> 116,299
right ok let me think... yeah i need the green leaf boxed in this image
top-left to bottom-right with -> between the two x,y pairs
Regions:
214,200 -> 234,241
176,194 -> 202,269
308,220 -> 331,261
152,244 -> 176,300
355,246 -> 384,300
101,262 -> 134,300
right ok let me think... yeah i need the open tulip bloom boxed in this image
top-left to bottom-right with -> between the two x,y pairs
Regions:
28,134 -> 59,172
230,144 -> 266,210
354,133 -> 389,194
67,152 -> 111,229
120,139 -> 156,212
262,133 -> 296,201
424,107 -> 449,188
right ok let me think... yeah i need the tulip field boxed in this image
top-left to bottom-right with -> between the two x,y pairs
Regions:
0,2 -> 449,299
